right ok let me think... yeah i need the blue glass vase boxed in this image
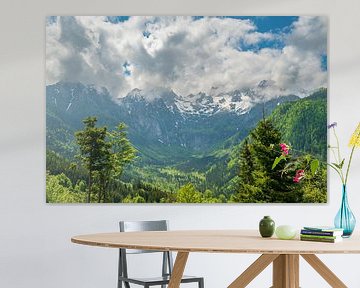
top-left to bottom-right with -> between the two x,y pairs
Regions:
334,185 -> 356,237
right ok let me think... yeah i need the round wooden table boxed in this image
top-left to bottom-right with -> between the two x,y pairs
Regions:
72,230 -> 360,288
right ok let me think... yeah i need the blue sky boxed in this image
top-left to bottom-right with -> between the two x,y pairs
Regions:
233,16 -> 298,33
46,16 -> 328,98
106,16 -> 298,32
234,16 -> 299,51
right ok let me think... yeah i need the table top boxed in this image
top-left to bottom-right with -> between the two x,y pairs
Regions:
71,230 -> 360,254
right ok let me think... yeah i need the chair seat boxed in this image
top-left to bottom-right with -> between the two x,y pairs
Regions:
119,274 -> 203,286
118,221 -> 204,287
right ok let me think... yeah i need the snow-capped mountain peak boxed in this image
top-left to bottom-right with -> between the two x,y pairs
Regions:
118,80 -> 285,116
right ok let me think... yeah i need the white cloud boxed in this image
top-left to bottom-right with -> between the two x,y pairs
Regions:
287,16 -> 328,55
271,16 -> 328,96
46,16 -> 327,99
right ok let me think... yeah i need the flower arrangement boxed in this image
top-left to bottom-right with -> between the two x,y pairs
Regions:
328,122 -> 360,186
329,122 -> 360,237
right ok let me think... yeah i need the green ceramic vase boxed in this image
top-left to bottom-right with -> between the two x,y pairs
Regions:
259,216 -> 275,238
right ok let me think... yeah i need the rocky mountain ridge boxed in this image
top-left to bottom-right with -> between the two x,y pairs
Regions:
46,81 -> 300,163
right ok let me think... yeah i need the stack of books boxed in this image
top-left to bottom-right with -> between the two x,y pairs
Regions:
300,226 -> 344,243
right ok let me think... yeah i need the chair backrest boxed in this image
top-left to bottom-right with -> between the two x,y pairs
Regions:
119,220 -> 169,254
118,220 -> 173,282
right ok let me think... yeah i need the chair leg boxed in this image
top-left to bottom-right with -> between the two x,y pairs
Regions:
199,278 -> 204,288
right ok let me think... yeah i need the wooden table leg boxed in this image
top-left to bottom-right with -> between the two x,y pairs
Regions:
301,254 -> 347,288
168,252 -> 189,288
272,254 -> 299,288
288,255 -> 300,288
229,253 -> 348,288
228,254 -> 279,288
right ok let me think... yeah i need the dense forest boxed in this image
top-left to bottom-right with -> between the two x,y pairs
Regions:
46,86 -> 327,203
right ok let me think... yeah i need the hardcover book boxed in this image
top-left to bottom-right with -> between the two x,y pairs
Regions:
303,226 -> 343,231
300,234 -> 341,240
301,228 -> 343,237
300,236 -> 343,243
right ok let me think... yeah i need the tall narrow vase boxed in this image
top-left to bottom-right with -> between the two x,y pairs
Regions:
334,185 -> 356,237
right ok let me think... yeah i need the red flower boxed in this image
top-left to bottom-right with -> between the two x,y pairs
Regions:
280,143 -> 289,156
293,169 -> 305,183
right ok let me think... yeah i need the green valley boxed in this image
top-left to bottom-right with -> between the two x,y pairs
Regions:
46,82 -> 327,203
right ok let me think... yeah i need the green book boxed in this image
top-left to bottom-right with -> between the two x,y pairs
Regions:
300,236 -> 342,243
300,234 -> 339,240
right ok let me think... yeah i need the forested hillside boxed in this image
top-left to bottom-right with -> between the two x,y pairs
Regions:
46,84 -> 327,203
270,88 -> 327,160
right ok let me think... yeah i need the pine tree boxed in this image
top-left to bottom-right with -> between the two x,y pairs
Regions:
233,119 -> 303,203
108,123 -> 137,178
234,138 -> 263,202
75,118 -> 137,203
250,119 -> 302,202
239,138 -> 254,185
250,119 -> 282,173
75,116 -> 112,203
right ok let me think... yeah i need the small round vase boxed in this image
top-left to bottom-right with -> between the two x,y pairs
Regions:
334,185 -> 356,238
259,216 -> 275,238
275,225 -> 297,240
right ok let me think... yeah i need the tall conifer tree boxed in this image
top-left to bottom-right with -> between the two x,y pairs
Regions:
75,117 -> 111,202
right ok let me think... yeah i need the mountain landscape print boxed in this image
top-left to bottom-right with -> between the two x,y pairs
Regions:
46,16 -> 328,203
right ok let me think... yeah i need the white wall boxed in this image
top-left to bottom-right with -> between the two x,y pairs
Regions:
1,0 -> 360,287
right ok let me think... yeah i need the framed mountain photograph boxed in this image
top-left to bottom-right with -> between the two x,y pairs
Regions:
46,16 -> 328,203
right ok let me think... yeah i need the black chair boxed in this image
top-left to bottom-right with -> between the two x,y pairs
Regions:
118,220 -> 204,288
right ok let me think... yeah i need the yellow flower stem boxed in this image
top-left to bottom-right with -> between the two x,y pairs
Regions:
332,127 -> 345,183
344,145 -> 356,185
333,127 -> 343,163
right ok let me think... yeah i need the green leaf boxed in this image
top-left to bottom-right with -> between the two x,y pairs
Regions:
310,159 -> 319,176
327,163 -> 345,182
272,155 -> 286,170
339,158 -> 345,169
284,162 -> 296,170
327,163 -> 342,176
332,162 -> 341,169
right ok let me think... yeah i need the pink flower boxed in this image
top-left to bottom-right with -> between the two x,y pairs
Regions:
293,169 -> 305,183
280,143 -> 289,155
